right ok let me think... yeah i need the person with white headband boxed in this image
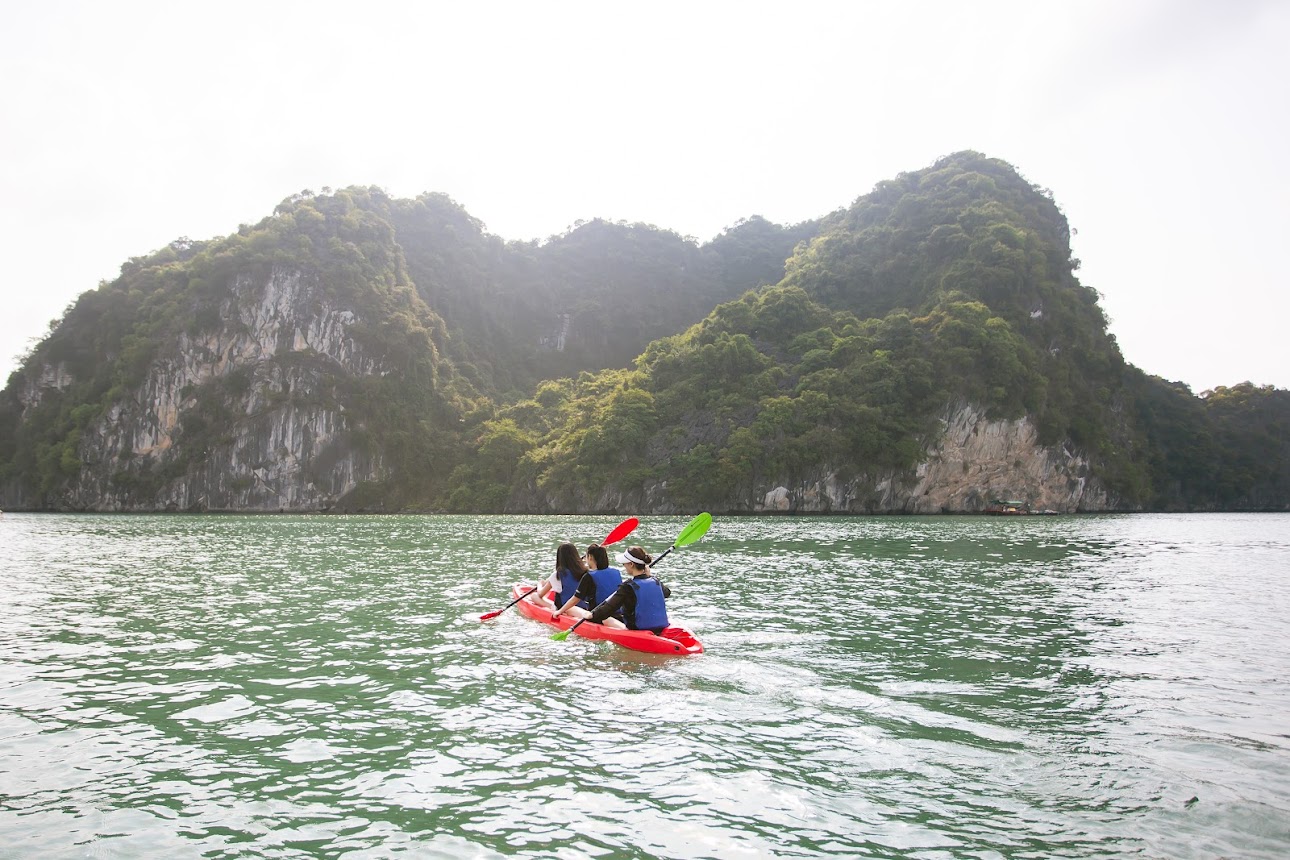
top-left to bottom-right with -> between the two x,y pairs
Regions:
584,545 -> 671,634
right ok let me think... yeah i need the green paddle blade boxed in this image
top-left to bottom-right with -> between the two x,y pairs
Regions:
551,618 -> 584,641
674,512 -> 712,547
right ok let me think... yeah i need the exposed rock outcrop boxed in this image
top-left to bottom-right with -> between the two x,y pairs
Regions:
56,267 -> 382,511
750,403 -> 1114,513
18,362 -> 74,417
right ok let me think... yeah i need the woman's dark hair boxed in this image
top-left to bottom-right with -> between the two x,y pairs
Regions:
624,545 -> 653,567
585,543 -> 610,570
556,541 -> 588,575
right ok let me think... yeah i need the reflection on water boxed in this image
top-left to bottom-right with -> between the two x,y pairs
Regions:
1,513 -> 1288,858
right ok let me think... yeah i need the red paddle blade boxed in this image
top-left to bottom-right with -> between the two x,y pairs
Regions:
478,610 -> 502,621
602,517 -> 639,546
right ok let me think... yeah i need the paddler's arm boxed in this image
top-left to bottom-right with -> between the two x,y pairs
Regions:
552,592 -> 580,618
552,574 -> 595,619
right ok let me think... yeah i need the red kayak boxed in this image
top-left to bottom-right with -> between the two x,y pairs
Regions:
510,582 -> 703,655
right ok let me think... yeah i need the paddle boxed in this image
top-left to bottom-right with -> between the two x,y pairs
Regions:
478,517 -> 639,621
551,512 -> 711,641
650,511 -> 711,566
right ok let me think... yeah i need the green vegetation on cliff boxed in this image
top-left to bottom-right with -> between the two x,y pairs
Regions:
1127,375 -> 1290,510
0,187 -> 480,507
444,153 -> 1129,510
784,153 -> 1127,451
387,196 -> 815,396
2,152 -> 1286,512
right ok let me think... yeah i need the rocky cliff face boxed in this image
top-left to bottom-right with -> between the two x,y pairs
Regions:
17,362 -> 76,416
753,403 -> 1116,514
41,267 -> 383,511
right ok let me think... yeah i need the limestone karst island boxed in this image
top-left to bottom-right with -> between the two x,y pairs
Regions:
2,152 -> 1287,514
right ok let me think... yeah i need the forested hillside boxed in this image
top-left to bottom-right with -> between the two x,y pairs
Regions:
385,196 -> 816,395
1,152 -> 1286,513
444,153 -> 1289,513
0,188 -> 481,510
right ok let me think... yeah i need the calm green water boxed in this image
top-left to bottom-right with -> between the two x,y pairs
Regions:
1,513 -> 1288,859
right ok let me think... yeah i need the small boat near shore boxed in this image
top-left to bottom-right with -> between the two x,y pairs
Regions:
985,499 -> 1028,515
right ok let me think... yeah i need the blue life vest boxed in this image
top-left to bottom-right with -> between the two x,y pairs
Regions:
555,568 -> 587,610
628,576 -> 669,631
588,567 -> 623,607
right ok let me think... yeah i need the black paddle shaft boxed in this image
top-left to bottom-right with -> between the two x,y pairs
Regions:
504,587 -> 537,610
480,586 -> 538,620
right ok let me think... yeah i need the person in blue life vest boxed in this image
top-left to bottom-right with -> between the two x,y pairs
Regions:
528,542 -> 587,612
546,543 -> 625,623
585,546 -> 671,634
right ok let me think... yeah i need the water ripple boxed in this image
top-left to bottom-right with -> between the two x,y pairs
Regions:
1,512 -> 1289,857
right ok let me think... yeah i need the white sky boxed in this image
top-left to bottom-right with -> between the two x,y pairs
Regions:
2,0 -> 1287,393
